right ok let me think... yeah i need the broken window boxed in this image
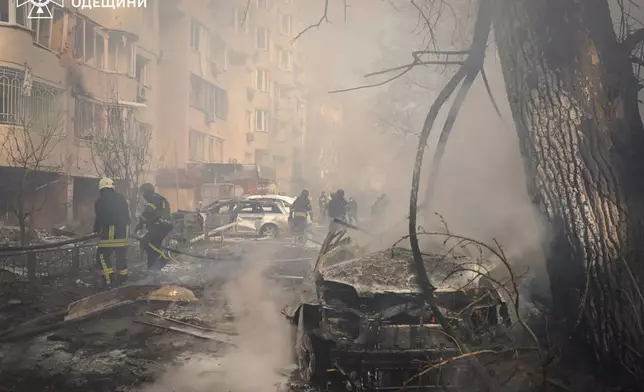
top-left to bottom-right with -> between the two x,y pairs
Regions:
256,69 -> 269,91
210,35 -> 228,71
190,19 -> 201,51
256,27 -> 268,50
255,109 -> 269,132
280,14 -> 292,35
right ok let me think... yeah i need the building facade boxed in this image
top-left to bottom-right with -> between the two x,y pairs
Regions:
0,0 -> 309,229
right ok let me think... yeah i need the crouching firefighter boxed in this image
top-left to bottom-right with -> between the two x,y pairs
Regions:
135,183 -> 173,271
94,178 -> 131,288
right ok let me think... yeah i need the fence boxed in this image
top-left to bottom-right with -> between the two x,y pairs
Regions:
0,244 -> 98,283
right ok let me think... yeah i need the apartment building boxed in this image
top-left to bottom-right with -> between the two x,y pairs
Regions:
0,0 -> 309,228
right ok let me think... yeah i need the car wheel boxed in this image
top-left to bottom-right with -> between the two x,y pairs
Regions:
260,223 -> 279,238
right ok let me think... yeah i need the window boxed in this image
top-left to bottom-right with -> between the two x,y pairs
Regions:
256,69 -> 269,91
0,0 -> 7,22
233,7 -> 250,33
246,110 -> 252,131
84,20 -> 96,65
95,33 -> 106,69
106,31 -> 135,74
257,0 -> 269,9
255,109 -> 269,132
256,27 -> 268,50
30,6 -> 64,51
189,129 -> 204,161
74,18 -> 84,60
280,14 -> 292,35
210,35 -> 228,70
214,86 -> 228,120
190,74 -> 229,120
189,129 -> 223,163
278,50 -> 291,71
15,2 -> 26,26
190,19 -> 202,51
74,98 -> 105,140
0,67 -> 61,126
135,55 -> 148,85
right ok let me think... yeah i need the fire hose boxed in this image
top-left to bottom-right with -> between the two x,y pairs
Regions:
0,231 -> 234,261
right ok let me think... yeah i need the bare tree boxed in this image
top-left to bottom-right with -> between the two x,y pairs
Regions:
0,78 -> 66,248
301,0 -> 644,387
85,86 -> 152,220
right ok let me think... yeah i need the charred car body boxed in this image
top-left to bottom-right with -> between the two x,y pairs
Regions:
282,232 -> 511,391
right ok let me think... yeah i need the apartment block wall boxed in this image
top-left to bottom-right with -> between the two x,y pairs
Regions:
0,0 -> 311,225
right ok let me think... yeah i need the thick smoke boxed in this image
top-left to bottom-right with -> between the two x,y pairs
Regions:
140,246 -> 292,392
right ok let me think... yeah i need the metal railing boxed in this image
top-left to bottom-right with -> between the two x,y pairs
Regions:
0,243 -> 98,283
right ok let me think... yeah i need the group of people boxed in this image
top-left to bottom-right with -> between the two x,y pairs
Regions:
290,189 -> 388,234
317,190 -> 358,226
93,178 -> 174,288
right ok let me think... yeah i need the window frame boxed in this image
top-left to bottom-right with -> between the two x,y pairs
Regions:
279,14 -> 292,35
256,26 -> 269,50
256,68 -> 269,91
255,109 -> 269,132
278,49 -> 292,71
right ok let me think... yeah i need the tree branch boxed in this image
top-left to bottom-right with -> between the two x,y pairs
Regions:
623,28 -> 644,53
292,0 -> 330,44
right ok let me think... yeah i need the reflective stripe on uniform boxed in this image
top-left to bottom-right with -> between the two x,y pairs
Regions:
98,239 -> 129,247
294,212 -> 308,217
98,253 -> 112,285
118,269 -> 130,276
144,202 -> 157,210
149,243 -> 169,260
108,225 -> 115,240
126,225 -> 130,238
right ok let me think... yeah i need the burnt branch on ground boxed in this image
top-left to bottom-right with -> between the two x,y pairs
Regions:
390,222 -> 555,390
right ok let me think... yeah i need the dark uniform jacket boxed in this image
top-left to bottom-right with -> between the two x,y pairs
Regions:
141,193 -> 172,228
94,189 -> 130,247
291,196 -> 312,218
328,194 -> 347,219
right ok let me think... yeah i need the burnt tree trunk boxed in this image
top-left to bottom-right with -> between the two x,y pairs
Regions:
494,0 -> 644,383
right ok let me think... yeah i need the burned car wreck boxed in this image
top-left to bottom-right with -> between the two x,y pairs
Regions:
282,232 -> 511,391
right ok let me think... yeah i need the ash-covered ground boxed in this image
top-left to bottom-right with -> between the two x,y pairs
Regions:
0,239 -> 317,392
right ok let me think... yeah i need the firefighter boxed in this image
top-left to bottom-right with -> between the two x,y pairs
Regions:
328,189 -> 348,231
291,189 -> 313,236
135,183 -> 174,271
94,178 -> 131,288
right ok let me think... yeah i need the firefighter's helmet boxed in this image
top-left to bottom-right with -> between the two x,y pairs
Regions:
99,177 -> 115,190
140,183 -> 155,195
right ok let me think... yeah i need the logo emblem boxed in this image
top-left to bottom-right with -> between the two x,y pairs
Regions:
17,0 -> 64,20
